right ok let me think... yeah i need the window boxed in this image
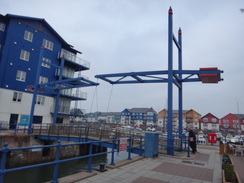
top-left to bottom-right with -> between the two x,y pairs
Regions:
223,119 -> 229,123
211,118 -> 217,123
33,116 -> 43,124
20,50 -> 30,61
0,23 -> 5,31
39,76 -> 48,84
203,118 -> 208,122
13,92 -> 22,102
36,95 -> 45,105
42,57 -> 51,68
16,70 -> 26,82
223,124 -> 229,128
233,125 -> 239,128
233,120 -> 239,124
43,39 -> 54,50
24,30 -> 33,42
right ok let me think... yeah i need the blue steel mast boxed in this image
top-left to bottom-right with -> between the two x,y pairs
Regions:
167,7 -> 174,155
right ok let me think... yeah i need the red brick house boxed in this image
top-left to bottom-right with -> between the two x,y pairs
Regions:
200,113 -> 219,131
219,113 -> 242,133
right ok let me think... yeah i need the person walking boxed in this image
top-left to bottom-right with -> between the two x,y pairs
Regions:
188,124 -> 197,154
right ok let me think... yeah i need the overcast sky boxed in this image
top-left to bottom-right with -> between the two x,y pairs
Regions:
1,0 -> 244,118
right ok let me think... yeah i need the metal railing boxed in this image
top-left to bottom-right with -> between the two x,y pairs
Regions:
159,134 -> 190,156
0,136 -> 144,183
32,124 -> 143,141
59,49 -> 90,69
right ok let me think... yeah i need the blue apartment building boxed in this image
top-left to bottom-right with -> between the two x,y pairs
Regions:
0,14 -> 97,128
121,107 -> 157,126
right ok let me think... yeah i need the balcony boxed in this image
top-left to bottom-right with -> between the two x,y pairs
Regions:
55,68 -> 89,80
50,105 -> 86,115
59,49 -> 90,71
60,88 -> 87,100
50,105 -> 70,114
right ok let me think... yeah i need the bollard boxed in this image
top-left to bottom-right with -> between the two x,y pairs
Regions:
98,163 -> 107,172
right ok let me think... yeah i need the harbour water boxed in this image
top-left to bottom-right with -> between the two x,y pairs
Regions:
4,149 -> 137,183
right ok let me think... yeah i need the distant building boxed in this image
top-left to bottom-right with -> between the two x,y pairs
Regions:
85,112 -> 121,124
200,113 -> 219,131
106,112 -> 121,124
158,109 -> 201,131
220,113 -> 243,133
120,107 -> 157,126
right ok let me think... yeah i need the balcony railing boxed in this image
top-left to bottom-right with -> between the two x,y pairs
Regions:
59,49 -> 90,69
55,69 -> 89,80
50,105 -> 86,115
50,105 -> 71,114
60,89 -> 87,100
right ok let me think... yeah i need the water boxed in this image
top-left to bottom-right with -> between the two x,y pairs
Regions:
4,149 -> 137,183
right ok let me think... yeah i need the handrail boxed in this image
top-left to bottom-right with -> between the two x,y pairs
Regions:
159,134 -> 190,156
0,136 -> 144,183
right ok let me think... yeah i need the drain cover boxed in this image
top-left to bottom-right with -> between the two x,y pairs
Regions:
193,162 -> 205,166
182,160 -> 205,166
182,160 -> 193,164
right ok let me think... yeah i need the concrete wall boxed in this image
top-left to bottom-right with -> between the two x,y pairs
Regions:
0,134 -> 107,167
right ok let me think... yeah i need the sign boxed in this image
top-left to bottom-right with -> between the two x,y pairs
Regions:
119,138 -> 128,151
208,133 -> 217,143
19,115 -> 29,127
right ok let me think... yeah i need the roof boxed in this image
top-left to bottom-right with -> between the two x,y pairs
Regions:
233,114 -> 244,119
201,112 -> 219,119
3,14 -> 81,54
172,110 -> 189,114
128,107 -> 156,113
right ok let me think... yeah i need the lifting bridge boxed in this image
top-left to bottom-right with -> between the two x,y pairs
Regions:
95,7 -> 223,155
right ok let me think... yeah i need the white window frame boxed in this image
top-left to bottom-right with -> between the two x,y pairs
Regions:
223,119 -> 229,123
13,92 -> 22,102
20,49 -> 30,61
16,70 -> 26,82
36,95 -> 45,105
0,23 -> 5,32
39,76 -> 48,84
223,124 -> 229,128
203,118 -> 208,122
42,57 -> 51,68
43,39 -> 54,50
24,30 -> 33,42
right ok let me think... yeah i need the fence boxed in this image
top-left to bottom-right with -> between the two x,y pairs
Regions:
159,134 -> 190,156
0,136 -> 144,183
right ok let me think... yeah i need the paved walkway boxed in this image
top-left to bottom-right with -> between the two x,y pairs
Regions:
72,145 -> 222,183
229,154 -> 244,183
